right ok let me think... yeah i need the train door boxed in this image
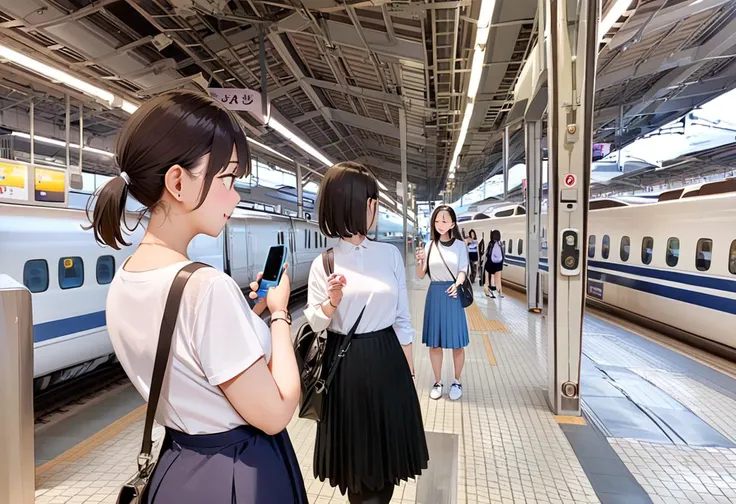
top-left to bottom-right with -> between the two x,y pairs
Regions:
226,211 -> 250,287
291,219 -> 318,287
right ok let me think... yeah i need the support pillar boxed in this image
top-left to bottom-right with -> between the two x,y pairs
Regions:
400,108 -> 408,266
70,105 -> 83,190
65,95 -> 71,168
295,162 -> 304,219
29,100 -> 34,164
503,126 -> 509,200
525,119 -> 543,313
545,0 -> 599,416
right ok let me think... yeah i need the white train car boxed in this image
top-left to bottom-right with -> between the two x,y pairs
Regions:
1,184 -> 414,393
462,178 -> 736,354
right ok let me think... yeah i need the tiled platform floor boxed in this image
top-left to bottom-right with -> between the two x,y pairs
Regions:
33,273 -> 736,503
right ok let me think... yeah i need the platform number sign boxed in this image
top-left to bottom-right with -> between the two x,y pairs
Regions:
564,174 -> 577,188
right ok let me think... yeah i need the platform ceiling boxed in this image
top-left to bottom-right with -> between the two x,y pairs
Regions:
0,0 -> 734,201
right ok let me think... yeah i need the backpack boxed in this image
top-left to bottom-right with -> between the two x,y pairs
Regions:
490,242 -> 503,263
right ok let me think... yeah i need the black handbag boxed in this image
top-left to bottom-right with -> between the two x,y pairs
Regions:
294,248 -> 365,422
433,243 -> 474,308
117,262 -> 209,504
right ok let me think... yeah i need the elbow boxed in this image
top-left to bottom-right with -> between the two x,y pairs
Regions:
247,405 -> 296,435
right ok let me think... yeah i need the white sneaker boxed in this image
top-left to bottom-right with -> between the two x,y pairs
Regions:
449,382 -> 463,401
430,382 -> 443,400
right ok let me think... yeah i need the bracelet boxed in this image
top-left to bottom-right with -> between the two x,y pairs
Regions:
328,299 -> 339,308
270,317 -> 291,326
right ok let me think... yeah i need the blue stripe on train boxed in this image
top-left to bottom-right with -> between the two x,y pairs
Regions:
34,310 -> 106,343
500,255 -> 736,315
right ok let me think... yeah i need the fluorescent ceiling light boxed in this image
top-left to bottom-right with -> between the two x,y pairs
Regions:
268,117 -> 334,167
600,0 -> 633,41
466,49 -> 487,99
247,136 -> 293,162
11,131 -> 114,157
0,43 -> 138,113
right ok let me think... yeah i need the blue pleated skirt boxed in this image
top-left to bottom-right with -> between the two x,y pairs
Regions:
422,281 -> 470,349
144,425 -> 308,503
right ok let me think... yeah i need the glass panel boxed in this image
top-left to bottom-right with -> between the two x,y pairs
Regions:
23,259 -> 49,293
59,257 -> 84,289
730,240 -> 736,275
696,238 -> 713,271
666,238 -> 679,267
588,235 -> 596,258
620,236 -> 630,262
602,235 -> 610,260
641,237 -> 654,265
96,256 -> 115,285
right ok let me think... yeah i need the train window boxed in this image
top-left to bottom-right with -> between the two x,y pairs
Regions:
518,239 -> 523,255
588,235 -> 596,258
729,241 -> 736,275
641,237 -> 654,265
696,238 -> 713,271
96,256 -> 115,285
666,238 -> 679,267
620,236 -> 630,262
508,239 -> 513,254
304,229 -> 308,248
59,257 -> 84,289
602,235 -> 610,260
314,231 -> 318,249
23,259 -> 49,293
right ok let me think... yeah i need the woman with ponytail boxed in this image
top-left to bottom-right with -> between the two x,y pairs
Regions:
88,90 -> 307,503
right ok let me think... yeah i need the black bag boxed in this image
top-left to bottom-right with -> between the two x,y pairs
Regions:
117,262 -> 209,504
294,248 -> 365,422
433,243 -> 474,308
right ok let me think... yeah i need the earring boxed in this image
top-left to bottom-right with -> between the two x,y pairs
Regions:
177,193 -> 180,199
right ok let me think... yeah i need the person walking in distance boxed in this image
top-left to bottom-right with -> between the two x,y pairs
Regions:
305,161 -> 429,504
484,229 -> 505,298
415,205 -> 470,401
465,229 -> 479,283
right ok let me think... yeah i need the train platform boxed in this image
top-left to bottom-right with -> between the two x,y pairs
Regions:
33,272 -> 736,504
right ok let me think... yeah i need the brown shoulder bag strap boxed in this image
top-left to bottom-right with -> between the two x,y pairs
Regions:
137,261 -> 210,471
321,247 -> 334,276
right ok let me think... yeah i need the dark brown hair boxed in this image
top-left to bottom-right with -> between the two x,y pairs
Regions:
429,204 -> 462,243
318,161 -> 379,238
85,90 -> 250,249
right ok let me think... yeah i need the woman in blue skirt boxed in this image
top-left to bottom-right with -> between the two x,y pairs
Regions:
305,161 -> 429,504
87,91 -> 307,503
416,205 -> 470,401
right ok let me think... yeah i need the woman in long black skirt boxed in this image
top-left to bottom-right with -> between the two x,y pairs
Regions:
89,91 -> 307,503
305,161 -> 429,504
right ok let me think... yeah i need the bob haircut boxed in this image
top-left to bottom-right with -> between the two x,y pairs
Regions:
491,229 -> 501,242
85,90 -> 250,250
429,205 -> 462,243
468,229 -> 477,239
318,161 -> 379,238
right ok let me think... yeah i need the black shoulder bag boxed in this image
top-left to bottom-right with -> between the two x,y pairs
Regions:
117,262 -> 209,504
294,248 -> 365,422
433,243 -> 474,308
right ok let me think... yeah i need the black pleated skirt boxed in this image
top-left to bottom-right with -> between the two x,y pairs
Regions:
314,326 -> 429,495
145,425 -> 308,503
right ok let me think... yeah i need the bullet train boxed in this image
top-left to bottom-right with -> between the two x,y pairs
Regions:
0,186 -> 414,394
462,177 -> 736,354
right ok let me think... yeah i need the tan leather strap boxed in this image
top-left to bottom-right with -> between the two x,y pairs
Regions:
139,262 -> 210,460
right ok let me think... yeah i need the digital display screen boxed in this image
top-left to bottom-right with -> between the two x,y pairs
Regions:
34,167 -> 66,203
262,246 -> 285,281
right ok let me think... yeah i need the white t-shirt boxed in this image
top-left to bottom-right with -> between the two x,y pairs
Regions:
423,239 -> 469,282
106,261 -> 271,434
305,238 -> 414,345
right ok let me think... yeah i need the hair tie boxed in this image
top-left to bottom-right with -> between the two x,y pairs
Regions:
119,172 -> 131,186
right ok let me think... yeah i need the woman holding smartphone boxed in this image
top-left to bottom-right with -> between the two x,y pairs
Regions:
88,91 -> 307,503
305,161 -> 429,504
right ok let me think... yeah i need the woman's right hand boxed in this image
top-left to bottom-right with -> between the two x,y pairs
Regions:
415,244 -> 425,264
249,263 -> 291,314
326,273 -> 345,307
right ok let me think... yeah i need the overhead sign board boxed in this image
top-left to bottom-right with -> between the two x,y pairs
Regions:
0,161 -> 28,201
0,158 -> 67,207
208,87 -> 269,123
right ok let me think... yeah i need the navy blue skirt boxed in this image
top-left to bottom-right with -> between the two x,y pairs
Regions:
422,281 -> 470,349
145,425 -> 308,503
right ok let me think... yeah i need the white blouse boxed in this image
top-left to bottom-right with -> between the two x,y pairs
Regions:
106,262 -> 271,434
305,238 -> 414,345
423,239 -> 469,282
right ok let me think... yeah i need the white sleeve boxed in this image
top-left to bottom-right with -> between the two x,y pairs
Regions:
457,242 -> 469,274
391,246 -> 415,345
304,256 -> 332,333
192,276 -> 265,386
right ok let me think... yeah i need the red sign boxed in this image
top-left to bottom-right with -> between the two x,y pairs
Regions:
564,173 -> 576,187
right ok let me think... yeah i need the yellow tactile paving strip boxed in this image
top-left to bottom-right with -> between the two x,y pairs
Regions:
482,333 -> 497,366
466,301 -> 508,332
554,415 -> 587,425
35,404 -> 145,477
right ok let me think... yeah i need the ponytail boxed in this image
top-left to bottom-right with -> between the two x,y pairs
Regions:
84,173 -> 132,250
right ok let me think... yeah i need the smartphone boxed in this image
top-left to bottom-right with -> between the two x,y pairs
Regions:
257,245 -> 288,299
